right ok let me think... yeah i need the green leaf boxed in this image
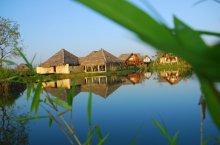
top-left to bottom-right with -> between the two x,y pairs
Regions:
31,83 -> 42,114
95,125 -> 103,140
87,87 -> 92,126
173,16 -> 220,81
97,134 -> 109,145
151,118 -> 172,142
67,81 -> 75,106
12,115 -> 48,121
0,59 -> 17,65
15,47 -> 33,70
171,131 -> 179,145
83,129 -> 94,145
26,84 -> 32,100
49,117 -> 53,127
77,0 -> 178,51
199,77 -> 220,129
50,98 -> 72,110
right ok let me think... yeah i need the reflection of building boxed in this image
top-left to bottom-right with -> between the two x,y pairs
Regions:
43,79 -> 72,89
80,48 -> 122,73
158,70 -> 182,85
36,49 -> 79,74
43,79 -> 81,101
144,72 -> 152,79
81,76 -> 122,98
127,73 -> 141,84
43,76 -> 123,99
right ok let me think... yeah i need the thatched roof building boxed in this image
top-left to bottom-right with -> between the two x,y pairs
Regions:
80,48 -> 122,66
40,49 -> 79,67
80,48 -> 122,72
119,53 -> 142,65
119,53 -> 141,61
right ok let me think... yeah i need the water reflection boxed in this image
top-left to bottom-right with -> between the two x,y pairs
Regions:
1,69 -> 219,145
42,70 -> 191,100
0,82 -> 29,145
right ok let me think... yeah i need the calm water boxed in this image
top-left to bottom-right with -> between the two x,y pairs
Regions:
0,70 -> 219,145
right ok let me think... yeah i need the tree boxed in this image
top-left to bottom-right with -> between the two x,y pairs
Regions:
0,17 -> 23,67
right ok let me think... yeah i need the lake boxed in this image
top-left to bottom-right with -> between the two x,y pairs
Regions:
0,70 -> 219,145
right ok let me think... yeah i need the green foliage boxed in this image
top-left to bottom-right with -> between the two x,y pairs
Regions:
12,115 -> 48,121
50,97 -> 72,110
0,17 -> 23,67
151,118 -> 179,145
77,0 -> 220,129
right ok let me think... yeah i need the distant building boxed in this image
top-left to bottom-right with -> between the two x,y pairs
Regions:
36,49 -> 79,74
159,54 -> 178,64
80,48 -> 123,73
119,53 -> 142,65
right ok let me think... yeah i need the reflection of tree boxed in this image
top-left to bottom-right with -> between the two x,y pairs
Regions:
0,82 -> 29,145
0,105 -> 29,145
0,82 -> 26,106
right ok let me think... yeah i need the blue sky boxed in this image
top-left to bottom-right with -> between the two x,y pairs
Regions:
1,0 -> 220,65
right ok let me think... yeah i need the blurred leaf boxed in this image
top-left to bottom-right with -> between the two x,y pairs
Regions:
15,47 -> 33,70
30,53 -> 36,65
67,81 -> 75,106
171,131 -> 179,145
31,83 -> 42,114
87,87 -> 92,126
95,125 -> 103,140
97,134 -> 109,145
12,115 -> 48,121
197,30 -> 220,37
5,76 -> 18,81
199,77 -> 220,129
151,118 -> 172,142
49,117 -> 53,127
50,98 -> 72,110
27,84 -> 32,100
173,17 -> 220,81
77,0 -> 178,52
83,129 -> 94,145
0,59 -> 17,65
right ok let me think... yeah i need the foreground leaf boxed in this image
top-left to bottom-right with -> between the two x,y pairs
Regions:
50,98 -> 72,110
199,77 -> 220,129
12,115 -> 48,121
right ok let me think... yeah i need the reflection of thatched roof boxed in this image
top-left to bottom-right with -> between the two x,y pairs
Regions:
80,48 -> 122,65
119,53 -> 141,61
81,83 -> 122,98
43,85 -> 81,101
40,49 -> 79,67
158,71 -> 182,85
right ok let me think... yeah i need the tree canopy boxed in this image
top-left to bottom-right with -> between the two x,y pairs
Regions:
0,17 -> 23,67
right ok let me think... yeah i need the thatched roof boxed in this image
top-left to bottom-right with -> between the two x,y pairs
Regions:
40,49 -> 79,67
78,57 -> 86,64
80,48 -> 123,65
43,85 -> 81,101
119,53 -> 141,61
